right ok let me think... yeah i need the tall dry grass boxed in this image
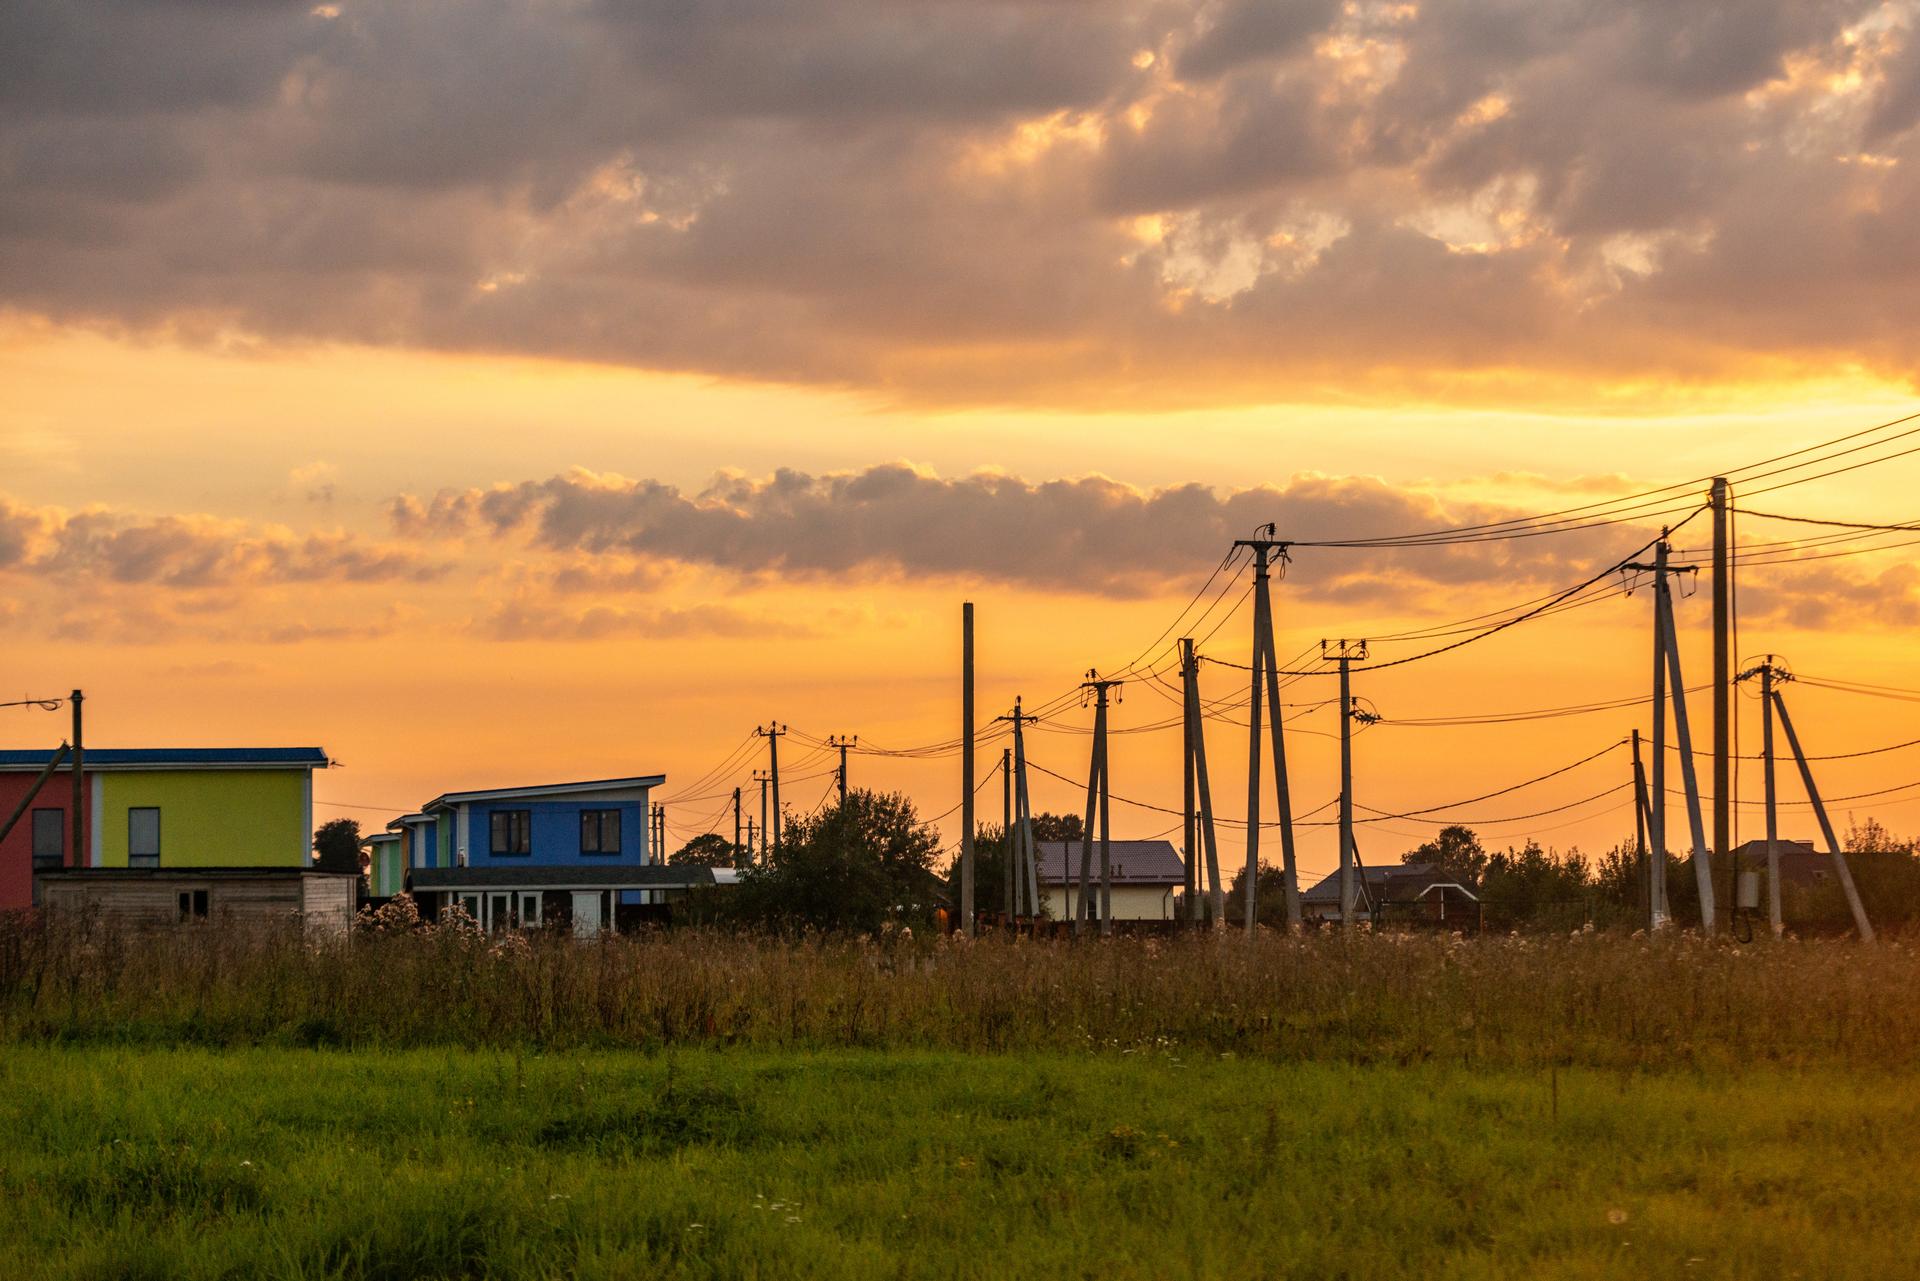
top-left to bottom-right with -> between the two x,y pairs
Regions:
0,911 -> 1913,1068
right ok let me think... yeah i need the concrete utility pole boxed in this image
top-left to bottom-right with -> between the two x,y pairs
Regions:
1180,637 -> 1226,927
1631,730 -> 1651,918
1001,746 -> 1014,921
732,787 -> 743,863
1630,537 -> 1676,928
827,735 -> 857,807
1233,531 -> 1303,933
997,698 -> 1043,922
755,724 -> 786,853
1629,536 -> 1716,934
1077,671 -> 1121,938
1748,657 -> 1785,939
70,689 -> 84,868
1183,635 -> 1197,924
753,769 -> 771,862
1325,640 -> 1369,928
1770,684 -> 1874,942
961,602 -> 976,938
1711,477 -> 1732,870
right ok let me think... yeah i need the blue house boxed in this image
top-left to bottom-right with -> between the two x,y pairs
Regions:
395,774 -> 717,933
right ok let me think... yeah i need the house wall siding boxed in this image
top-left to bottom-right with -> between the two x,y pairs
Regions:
96,771 -> 309,868
0,768 -> 85,911
466,798 -> 647,868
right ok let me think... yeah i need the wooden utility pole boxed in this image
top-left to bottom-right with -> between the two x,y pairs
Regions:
1183,636 -> 1196,924
732,787 -> 743,863
1233,532 -> 1303,932
1711,478 -> 1731,870
755,724 -> 786,853
1076,671 -> 1121,937
1325,640 -> 1368,928
961,602 -> 976,937
1769,681 -> 1874,942
70,689 -> 84,869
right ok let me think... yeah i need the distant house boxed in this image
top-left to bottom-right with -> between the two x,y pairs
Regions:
1300,860 -> 1480,926
1035,839 -> 1184,921
0,747 -> 330,913
1731,838 -> 1835,888
364,831 -> 404,898
394,773 -> 717,934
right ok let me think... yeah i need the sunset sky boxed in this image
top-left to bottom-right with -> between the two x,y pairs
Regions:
6,0 -> 1920,882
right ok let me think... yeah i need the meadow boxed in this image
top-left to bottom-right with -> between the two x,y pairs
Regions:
3,921 -> 1919,1278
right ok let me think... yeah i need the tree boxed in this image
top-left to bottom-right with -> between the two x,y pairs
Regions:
671,832 -> 742,867
1224,862 -> 1291,926
1028,812 -> 1084,844
728,789 -> 944,932
1404,825 -> 1488,885
313,818 -> 364,875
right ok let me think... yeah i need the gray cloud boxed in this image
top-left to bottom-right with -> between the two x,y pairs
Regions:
2,0 -> 1916,401
393,464 -> 1634,597
0,498 -> 445,587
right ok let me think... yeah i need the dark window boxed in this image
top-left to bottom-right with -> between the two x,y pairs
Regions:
177,889 -> 209,922
31,809 -> 64,866
490,809 -> 531,856
581,809 -> 621,855
128,807 -> 161,867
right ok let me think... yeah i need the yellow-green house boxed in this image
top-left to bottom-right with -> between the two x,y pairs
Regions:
81,749 -> 327,869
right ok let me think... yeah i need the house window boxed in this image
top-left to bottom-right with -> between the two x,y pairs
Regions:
581,809 -> 621,855
31,809 -> 64,867
128,807 -> 161,868
490,809 -> 531,856
177,889 -> 209,922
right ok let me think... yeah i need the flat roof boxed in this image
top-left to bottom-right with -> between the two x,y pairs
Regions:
0,748 -> 330,771
423,775 -> 666,810
37,867 -> 359,880
412,865 -> 713,890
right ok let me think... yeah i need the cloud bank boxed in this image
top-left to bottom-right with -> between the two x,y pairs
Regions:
4,0 -> 1920,403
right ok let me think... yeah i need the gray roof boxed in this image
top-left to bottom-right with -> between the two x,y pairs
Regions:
423,774 -> 666,810
1035,840 -> 1184,886
411,864 -> 714,890
1301,861 -> 1441,903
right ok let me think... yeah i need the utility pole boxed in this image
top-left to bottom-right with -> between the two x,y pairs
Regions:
1002,746 -> 1014,922
1626,536 -> 1715,934
746,818 -> 757,860
1630,730 -> 1651,918
1743,656 -> 1787,939
1180,638 -> 1225,927
826,735 -> 857,807
1325,640 -> 1369,928
70,689 -> 84,869
1233,530 -> 1303,933
1769,680 -> 1874,942
961,602 -> 976,938
997,698 -> 1043,923
755,724 -> 786,853
1711,477 -> 1731,871
1183,635 -> 1196,924
753,769 -> 771,862
1076,671 -> 1121,938
732,787 -> 743,864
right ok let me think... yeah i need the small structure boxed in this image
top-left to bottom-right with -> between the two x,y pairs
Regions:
363,831 -> 405,898
1035,839 -> 1183,922
1300,860 -> 1480,928
392,772 -> 675,933
0,746 -> 331,911
36,867 -> 359,934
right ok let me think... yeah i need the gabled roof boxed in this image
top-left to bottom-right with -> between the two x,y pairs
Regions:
0,747 -> 330,771
1035,839 -> 1184,885
1301,861 -> 1441,904
422,774 -> 665,811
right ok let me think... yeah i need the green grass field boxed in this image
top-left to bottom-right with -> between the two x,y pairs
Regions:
4,1045 -> 1918,1280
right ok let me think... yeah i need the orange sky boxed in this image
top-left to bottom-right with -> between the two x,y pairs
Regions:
6,0 -> 1920,880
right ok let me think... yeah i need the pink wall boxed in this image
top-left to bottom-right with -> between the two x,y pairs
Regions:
0,768 -> 87,911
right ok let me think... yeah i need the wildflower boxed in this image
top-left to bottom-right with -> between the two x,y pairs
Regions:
1607,1209 -> 1628,1225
